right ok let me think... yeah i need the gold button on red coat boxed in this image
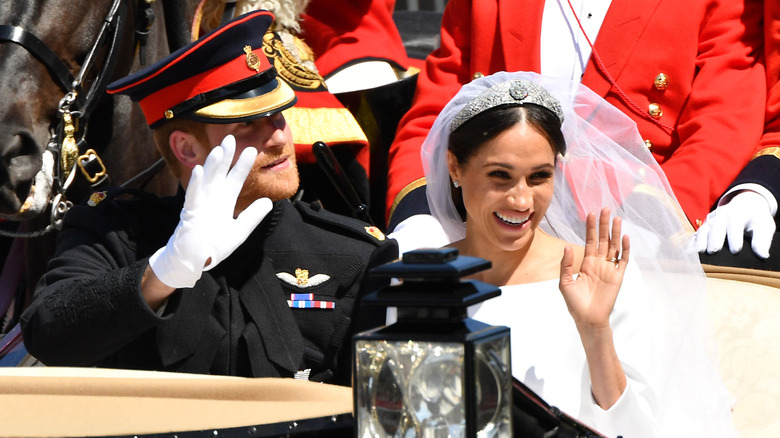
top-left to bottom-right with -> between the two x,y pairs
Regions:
649,103 -> 663,119
644,139 -> 653,151
654,73 -> 669,90
472,72 -> 484,80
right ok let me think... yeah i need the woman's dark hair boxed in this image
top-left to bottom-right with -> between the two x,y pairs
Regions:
448,104 -> 566,220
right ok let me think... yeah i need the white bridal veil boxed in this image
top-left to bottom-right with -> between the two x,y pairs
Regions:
421,71 -> 736,436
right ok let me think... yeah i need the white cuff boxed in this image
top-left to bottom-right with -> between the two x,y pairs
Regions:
590,380 -> 658,438
722,183 -> 778,216
388,214 -> 451,255
324,61 -> 399,93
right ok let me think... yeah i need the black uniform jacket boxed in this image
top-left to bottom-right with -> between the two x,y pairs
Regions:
21,190 -> 396,384
726,155 -> 780,227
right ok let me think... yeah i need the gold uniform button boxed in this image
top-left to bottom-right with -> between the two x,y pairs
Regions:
695,219 -> 703,228
644,139 -> 653,151
648,103 -> 663,119
472,72 -> 484,80
654,73 -> 669,90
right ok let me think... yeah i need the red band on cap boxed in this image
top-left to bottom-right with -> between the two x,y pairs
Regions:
137,47 -> 271,125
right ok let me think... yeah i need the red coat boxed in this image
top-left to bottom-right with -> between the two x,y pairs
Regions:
387,0 -> 766,227
301,0 -> 413,77
725,0 -> 780,209
193,0 -> 414,174
756,0 -> 780,155
294,0 -> 415,172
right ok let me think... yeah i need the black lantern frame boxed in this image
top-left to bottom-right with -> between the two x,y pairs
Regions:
353,248 -> 512,438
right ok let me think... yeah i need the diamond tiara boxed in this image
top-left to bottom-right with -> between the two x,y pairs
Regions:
450,79 -> 564,132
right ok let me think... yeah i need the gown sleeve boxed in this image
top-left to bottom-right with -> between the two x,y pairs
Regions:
583,261 -> 659,437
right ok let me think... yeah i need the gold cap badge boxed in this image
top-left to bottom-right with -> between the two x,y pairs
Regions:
244,45 -> 261,72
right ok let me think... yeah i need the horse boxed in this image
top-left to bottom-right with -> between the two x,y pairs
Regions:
0,0 -> 200,330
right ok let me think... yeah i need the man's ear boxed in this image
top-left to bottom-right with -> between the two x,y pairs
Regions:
169,130 -> 203,169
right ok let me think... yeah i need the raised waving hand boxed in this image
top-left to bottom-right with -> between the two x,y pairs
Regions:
558,208 -> 630,408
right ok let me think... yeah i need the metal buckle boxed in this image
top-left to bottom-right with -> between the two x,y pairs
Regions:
50,192 -> 72,231
77,149 -> 108,184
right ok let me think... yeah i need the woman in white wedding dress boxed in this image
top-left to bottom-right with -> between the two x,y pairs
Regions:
420,71 -> 736,437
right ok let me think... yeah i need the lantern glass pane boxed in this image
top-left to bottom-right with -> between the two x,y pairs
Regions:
473,334 -> 512,438
355,340 -> 466,438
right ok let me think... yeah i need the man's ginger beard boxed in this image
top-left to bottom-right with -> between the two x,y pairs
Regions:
235,156 -> 300,212
155,119 -> 299,211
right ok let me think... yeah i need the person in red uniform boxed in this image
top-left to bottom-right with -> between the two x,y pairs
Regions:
386,0 -> 766,245
300,0 -> 418,89
194,0 -> 415,222
697,0 -> 780,270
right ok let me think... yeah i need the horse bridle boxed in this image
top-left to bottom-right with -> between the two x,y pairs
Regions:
0,0 -> 157,237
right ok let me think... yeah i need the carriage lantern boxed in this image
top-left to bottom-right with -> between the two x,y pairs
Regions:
353,248 -> 513,438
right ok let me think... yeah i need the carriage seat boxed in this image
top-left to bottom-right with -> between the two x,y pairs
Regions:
706,275 -> 780,437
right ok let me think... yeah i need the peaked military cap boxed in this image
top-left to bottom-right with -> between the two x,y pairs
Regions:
107,10 -> 296,128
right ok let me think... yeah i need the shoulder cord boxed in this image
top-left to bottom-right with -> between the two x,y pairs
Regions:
566,0 -> 674,135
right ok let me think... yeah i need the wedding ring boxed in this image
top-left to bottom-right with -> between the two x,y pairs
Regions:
606,257 -> 619,263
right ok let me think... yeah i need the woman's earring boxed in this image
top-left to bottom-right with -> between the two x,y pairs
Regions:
453,180 -> 460,188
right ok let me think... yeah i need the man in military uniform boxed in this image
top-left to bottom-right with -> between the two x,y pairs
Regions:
20,10 -> 395,383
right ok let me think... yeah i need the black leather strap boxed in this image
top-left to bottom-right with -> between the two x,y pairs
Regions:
72,0 -> 130,119
0,25 -> 74,92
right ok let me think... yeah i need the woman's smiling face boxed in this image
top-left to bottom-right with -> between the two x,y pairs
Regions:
448,120 -> 556,253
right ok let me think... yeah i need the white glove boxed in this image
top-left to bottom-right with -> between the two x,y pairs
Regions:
149,135 -> 273,288
695,190 -> 776,259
